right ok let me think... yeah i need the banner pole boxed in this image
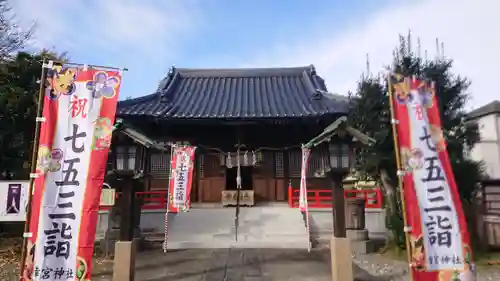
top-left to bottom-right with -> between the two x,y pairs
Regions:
234,143 -> 241,242
386,72 -> 414,281
42,60 -> 128,71
19,59 -> 48,280
163,145 -> 174,253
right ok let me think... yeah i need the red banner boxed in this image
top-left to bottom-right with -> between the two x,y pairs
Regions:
299,147 -> 312,251
390,74 -> 476,281
299,147 -> 311,212
22,64 -> 121,281
168,145 -> 196,213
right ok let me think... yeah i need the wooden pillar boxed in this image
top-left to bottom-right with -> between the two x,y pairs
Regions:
284,149 -> 290,200
193,152 -> 202,202
108,140 -> 117,172
113,170 -> 138,281
332,174 -> 346,238
118,171 -> 136,241
144,147 -> 151,191
330,172 -> 353,281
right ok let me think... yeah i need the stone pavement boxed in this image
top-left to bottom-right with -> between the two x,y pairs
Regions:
162,206 -> 309,249
91,248 -> 381,281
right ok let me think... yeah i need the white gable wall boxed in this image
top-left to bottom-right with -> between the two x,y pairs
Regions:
468,113 -> 500,179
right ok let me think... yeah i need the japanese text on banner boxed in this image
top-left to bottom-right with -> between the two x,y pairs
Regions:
169,146 -> 196,212
173,151 -> 189,205
23,66 -> 121,281
393,75 -> 469,274
410,122 -> 463,270
34,122 -> 89,279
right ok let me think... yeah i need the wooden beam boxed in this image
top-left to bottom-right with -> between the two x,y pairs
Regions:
303,116 -> 375,149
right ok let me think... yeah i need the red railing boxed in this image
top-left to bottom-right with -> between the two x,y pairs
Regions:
287,185 -> 383,209
98,187 -> 384,210
99,190 -> 169,210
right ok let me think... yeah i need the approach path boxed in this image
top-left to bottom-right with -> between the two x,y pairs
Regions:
91,248 -> 380,281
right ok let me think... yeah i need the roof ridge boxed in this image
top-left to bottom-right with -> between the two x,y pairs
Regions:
118,93 -> 157,106
466,100 -> 500,120
175,65 -> 312,71
173,65 -> 315,78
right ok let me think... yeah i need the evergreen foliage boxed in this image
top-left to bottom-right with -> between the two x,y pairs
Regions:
348,37 -> 483,249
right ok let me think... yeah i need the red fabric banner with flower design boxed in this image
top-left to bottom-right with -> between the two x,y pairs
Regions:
22,64 -> 121,281
390,74 -> 476,281
168,145 -> 196,213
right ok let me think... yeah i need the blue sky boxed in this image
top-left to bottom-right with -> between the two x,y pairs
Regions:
11,0 -> 500,108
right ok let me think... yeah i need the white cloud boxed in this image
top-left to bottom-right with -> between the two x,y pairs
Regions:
10,0 -> 498,109
11,0 -> 202,63
243,0 -> 499,110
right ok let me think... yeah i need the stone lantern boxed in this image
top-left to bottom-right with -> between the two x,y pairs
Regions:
303,116 -> 375,281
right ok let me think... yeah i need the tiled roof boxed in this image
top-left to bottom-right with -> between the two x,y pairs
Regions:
117,65 -> 349,119
466,100 -> 500,120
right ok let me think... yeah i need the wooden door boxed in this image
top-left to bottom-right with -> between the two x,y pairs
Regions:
198,178 -> 225,202
276,179 -> 286,201
253,178 -> 277,202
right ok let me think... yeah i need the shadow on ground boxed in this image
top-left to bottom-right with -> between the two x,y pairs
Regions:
91,248 -> 386,281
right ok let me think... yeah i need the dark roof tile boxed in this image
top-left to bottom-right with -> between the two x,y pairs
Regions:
117,65 -> 348,119
466,100 -> 500,120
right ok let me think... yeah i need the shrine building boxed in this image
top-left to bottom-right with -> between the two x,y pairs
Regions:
110,65 -> 352,205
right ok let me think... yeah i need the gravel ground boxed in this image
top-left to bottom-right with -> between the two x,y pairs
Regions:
0,263 -> 19,281
353,253 -> 500,281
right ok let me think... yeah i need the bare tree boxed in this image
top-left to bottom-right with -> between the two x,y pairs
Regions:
0,0 -> 34,60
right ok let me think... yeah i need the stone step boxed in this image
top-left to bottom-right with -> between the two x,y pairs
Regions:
166,206 -> 308,249
166,239 -> 310,249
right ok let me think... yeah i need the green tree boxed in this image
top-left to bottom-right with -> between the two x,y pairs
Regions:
0,51 -> 65,179
0,0 -> 36,178
348,38 -> 482,249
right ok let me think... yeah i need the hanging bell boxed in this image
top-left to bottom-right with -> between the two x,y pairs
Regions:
244,151 -> 249,166
227,152 -> 233,168
252,151 -> 257,166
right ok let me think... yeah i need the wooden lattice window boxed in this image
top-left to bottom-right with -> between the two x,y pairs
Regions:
287,148 -> 328,178
307,148 -> 328,178
484,185 -> 500,215
288,150 -> 301,178
199,154 -> 204,179
149,152 -> 171,180
275,151 -> 284,178
203,153 -> 222,177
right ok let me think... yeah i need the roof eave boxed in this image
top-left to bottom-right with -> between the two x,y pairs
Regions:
113,118 -> 169,151
303,116 -> 375,149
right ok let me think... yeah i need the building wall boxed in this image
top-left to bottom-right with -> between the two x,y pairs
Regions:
469,113 -> 500,179
111,121 -> 343,203
114,146 -> 334,203
195,148 -> 332,203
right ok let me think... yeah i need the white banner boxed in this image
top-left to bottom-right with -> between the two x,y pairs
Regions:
407,93 -> 464,271
32,71 -> 103,280
0,181 -> 29,222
